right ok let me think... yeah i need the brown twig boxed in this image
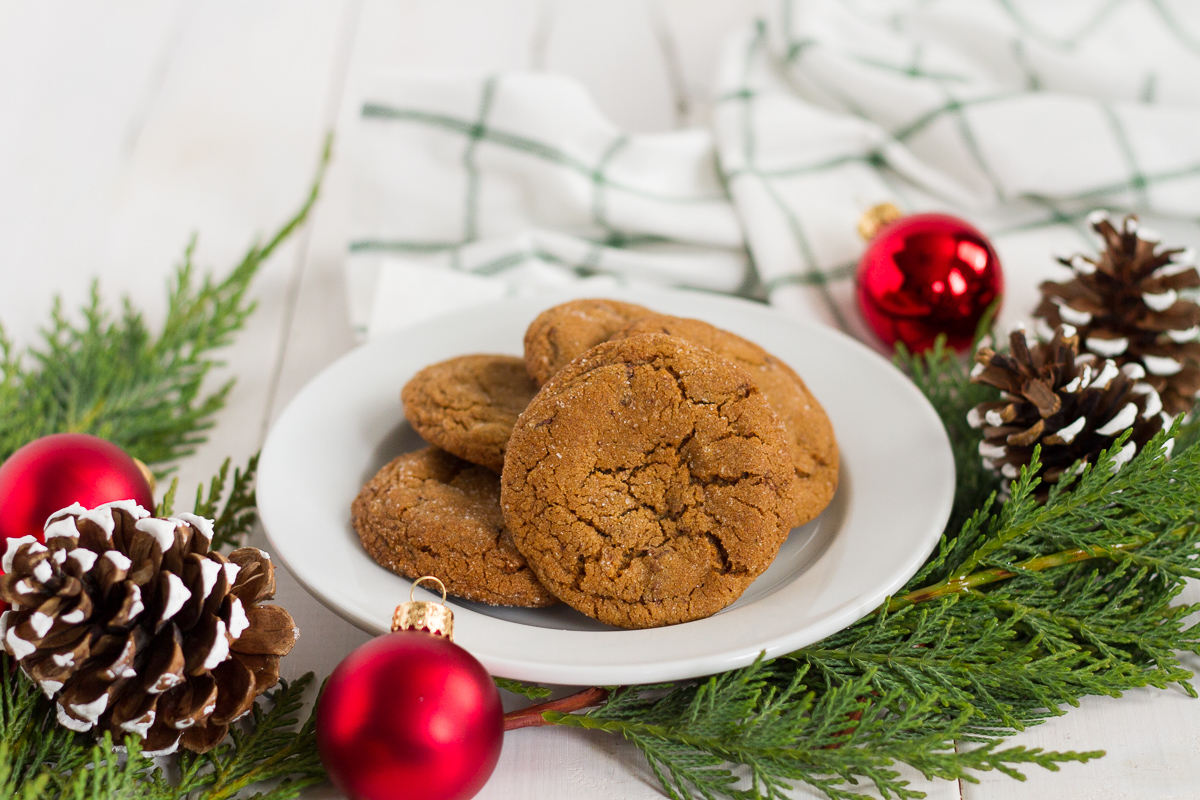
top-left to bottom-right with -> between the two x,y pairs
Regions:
503,686 -> 611,731
821,708 -> 864,749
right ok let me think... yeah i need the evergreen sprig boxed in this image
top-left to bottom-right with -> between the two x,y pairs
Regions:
158,455 -> 259,551
894,337 -> 1000,542
173,675 -> 325,800
0,654 -> 323,800
0,136 -> 331,475
539,340 -> 1200,800
190,455 -> 260,551
495,677 -> 553,700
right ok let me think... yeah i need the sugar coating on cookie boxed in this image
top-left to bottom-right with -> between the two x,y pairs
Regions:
615,315 -> 838,528
523,298 -> 654,385
501,334 -> 796,629
353,447 -> 558,607
401,354 -> 538,473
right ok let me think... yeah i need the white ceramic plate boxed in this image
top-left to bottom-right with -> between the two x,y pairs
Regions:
258,287 -> 954,685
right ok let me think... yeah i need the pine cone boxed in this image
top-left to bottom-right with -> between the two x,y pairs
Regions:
0,501 -> 298,755
968,326 -> 1167,494
1034,211 -> 1200,416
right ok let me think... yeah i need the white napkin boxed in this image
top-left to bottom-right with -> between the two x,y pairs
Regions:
349,0 -> 1200,344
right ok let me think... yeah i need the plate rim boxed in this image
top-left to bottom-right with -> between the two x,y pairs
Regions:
258,286 -> 954,684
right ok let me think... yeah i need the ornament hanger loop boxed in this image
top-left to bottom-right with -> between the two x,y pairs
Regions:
394,577 -> 455,639
411,575 -> 447,604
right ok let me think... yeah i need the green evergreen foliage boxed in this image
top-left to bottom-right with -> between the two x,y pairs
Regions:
495,677 -> 553,699
0,659 -> 323,800
191,455 -> 260,551
894,337 -> 1000,541
157,455 -> 258,551
545,341 -> 1200,800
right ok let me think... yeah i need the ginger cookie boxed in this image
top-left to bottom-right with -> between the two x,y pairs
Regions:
523,298 -> 654,385
401,354 -> 538,473
614,315 -> 838,528
501,334 -> 796,629
353,447 -> 558,608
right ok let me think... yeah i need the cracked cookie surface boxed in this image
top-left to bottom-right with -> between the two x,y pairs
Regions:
353,447 -> 558,607
501,334 -> 795,628
401,354 -> 538,473
614,314 -> 838,528
523,298 -> 654,385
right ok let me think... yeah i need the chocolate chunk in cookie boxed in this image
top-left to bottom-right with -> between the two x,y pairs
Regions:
614,315 -> 838,528
353,447 -> 558,607
501,334 -> 796,629
401,354 -> 538,473
523,298 -> 654,385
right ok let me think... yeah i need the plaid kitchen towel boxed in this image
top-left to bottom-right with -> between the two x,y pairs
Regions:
347,73 -> 749,337
349,0 -> 1200,344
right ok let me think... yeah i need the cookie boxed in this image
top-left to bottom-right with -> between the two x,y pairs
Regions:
523,298 -> 654,385
353,447 -> 558,608
501,334 -> 796,629
614,315 -> 838,528
401,355 -> 538,473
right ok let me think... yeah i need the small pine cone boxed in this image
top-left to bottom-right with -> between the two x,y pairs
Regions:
0,501 -> 298,756
1033,211 -> 1200,416
968,326 -> 1167,494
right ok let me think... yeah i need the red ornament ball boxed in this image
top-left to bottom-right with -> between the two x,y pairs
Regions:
0,433 -> 155,548
856,212 -> 1003,353
317,631 -> 504,800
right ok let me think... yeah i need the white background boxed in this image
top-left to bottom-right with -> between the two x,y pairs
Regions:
1,2 -> 1197,798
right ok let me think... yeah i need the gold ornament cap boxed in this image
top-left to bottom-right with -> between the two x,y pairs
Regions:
857,202 -> 904,241
392,576 -> 454,640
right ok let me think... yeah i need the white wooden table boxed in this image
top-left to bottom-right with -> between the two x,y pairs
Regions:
2,3 -> 1197,798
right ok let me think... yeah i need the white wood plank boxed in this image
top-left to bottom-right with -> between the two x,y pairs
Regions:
244,0 -> 380,712
0,6 -> 354,794
0,0 -> 190,348
655,0 -> 770,126
0,0 -> 351,485
260,0 -> 546,691
94,0 -> 355,501
346,0 -> 547,77
104,16 -> 372,790
962,580 -> 1200,800
540,0 -> 678,132
261,5 -> 563,797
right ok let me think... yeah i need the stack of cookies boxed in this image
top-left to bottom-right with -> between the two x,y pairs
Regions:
352,299 -> 838,629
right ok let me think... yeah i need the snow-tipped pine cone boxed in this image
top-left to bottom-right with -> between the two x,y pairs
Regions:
969,326 -> 1168,494
0,501 -> 297,755
1034,212 -> 1200,416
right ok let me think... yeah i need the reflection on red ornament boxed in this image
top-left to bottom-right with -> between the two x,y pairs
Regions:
856,211 -> 1003,353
